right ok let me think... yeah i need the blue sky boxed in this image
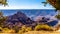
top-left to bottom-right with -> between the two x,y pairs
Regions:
0,0 -> 55,9
1,10 -> 57,16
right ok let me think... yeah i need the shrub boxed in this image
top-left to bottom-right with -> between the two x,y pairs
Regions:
18,25 -> 32,34
26,27 -> 32,32
18,30 -> 24,34
0,12 -> 7,27
34,24 -> 53,31
8,29 -> 15,33
56,15 -> 60,19
2,28 -> 15,33
18,25 -> 26,34
2,28 -> 10,33
0,27 -> 3,33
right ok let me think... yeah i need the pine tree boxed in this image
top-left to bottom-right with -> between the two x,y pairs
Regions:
0,11 -> 7,27
0,0 -> 8,6
42,0 -> 60,10
42,0 -> 60,19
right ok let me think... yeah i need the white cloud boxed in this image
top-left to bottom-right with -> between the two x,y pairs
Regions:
0,4 -> 55,9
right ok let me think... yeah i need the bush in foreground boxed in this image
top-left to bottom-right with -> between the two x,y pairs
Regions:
34,24 -> 53,31
18,25 -> 32,34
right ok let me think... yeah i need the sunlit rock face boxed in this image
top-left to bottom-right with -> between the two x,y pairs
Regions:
34,16 -> 43,21
47,0 -> 60,10
34,16 -> 58,27
0,0 -> 7,6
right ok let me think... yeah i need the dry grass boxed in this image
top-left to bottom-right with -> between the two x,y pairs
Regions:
0,33 -> 17,34
0,31 -> 60,34
23,31 -> 60,34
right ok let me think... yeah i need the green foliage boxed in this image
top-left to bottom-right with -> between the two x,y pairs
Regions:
0,27 -> 3,33
56,0 -> 60,10
0,11 -> 7,27
18,30 -> 24,34
2,28 -> 15,33
18,25 -> 32,34
34,24 -> 53,31
43,0 -> 60,10
18,25 -> 26,34
26,27 -> 32,32
56,14 -> 60,19
0,0 -> 8,6
43,0 -> 60,19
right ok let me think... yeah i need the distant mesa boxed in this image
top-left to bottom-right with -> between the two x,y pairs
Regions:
47,20 -> 58,26
5,11 -> 33,28
35,16 -> 58,26
4,11 -> 58,29
6,11 -> 32,24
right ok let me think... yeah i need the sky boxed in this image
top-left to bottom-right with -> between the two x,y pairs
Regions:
0,0 -> 57,19
0,0 -> 55,9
